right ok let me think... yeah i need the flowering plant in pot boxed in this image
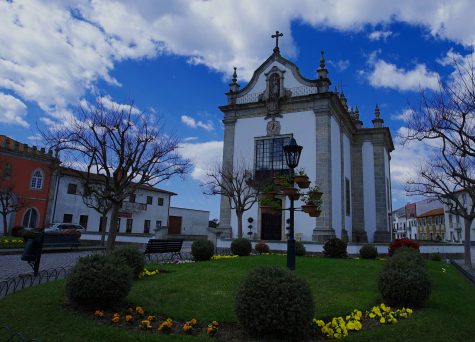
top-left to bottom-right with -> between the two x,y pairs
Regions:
294,168 -> 310,189
301,186 -> 322,217
260,183 -> 279,199
259,198 -> 281,215
272,171 -> 289,186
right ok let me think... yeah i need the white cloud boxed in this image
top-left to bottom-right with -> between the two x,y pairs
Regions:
328,59 -> 350,72
0,93 -> 29,127
179,141 -> 223,181
368,30 -> 393,41
181,115 -> 214,131
391,108 -> 413,121
366,59 -> 440,91
1,0 -> 475,127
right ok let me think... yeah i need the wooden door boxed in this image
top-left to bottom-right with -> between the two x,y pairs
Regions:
261,213 -> 282,240
168,216 -> 182,235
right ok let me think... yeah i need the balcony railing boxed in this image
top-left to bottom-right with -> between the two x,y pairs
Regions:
121,201 -> 147,212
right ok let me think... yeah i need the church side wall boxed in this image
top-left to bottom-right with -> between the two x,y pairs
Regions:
331,117 -> 342,238
230,111 -> 317,240
343,134 -> 352,237
384,147 -> 392,231
362,141 -> 376,242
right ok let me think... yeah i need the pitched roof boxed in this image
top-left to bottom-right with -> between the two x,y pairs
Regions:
417,208 -> 444,218
58,166 -> 177,196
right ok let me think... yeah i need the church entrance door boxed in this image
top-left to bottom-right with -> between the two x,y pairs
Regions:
261,213 -> 282,240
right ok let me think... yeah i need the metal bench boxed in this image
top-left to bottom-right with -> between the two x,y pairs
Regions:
144,239 -> 183,262
21,232 -> 80,275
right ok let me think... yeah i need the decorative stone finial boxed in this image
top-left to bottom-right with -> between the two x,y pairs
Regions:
339,91 -> 348,110
320,50 -> 326,69
353,105 -> 363,128
372,104 -> 384,128
229,67 -> 240,93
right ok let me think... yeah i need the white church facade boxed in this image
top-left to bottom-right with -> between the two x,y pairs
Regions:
218,37 -> 394,243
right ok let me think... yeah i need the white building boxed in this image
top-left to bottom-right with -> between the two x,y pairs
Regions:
444,190 -> 475,244
218,42 -> 394,243
47,168 -> 175,235
168,207 -> 210,237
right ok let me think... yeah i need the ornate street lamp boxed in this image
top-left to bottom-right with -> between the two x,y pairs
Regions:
283,137 -> 302,270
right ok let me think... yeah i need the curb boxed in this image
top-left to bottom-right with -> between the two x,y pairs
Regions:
450,259 -> 475,285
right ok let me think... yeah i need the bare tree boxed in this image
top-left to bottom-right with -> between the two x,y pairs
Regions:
81,182 -> 112,246
402,53 -> 475,268
202,162 -> 261,238
42,97 -> 190,251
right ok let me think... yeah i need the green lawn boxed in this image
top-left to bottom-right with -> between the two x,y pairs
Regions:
0,255 -> 474,341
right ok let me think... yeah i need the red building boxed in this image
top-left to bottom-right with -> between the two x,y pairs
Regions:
0,135 -> 59,234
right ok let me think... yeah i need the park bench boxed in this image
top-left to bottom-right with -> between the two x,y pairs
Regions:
144,239 -> 183,261
21,232 -> 81,275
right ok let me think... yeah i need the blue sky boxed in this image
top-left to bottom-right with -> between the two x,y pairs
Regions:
1,1 -> 474,220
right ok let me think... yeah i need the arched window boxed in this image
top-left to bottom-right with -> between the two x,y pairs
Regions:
23,208 -> 38,228
31,169 -> 44,189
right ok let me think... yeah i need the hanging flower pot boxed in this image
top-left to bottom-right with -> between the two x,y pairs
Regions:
260,206 -> 280,215
281,187 -> 300,200
294,176 -> 310,189
301,205 -> 321,217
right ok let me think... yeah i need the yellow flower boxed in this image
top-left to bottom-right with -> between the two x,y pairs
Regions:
147,315 -> 155,322
135,306 -> 144,315
141,319 -> 152,329
380,317 -> 386,324
94,310 -> 104,318
125,314 -> 133,322
112,315 -> 120,323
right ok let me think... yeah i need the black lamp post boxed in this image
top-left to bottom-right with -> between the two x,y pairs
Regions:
283,137 -> 302,270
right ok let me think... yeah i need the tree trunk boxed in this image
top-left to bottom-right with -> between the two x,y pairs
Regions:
2,214 -> 7,236
100,212 -> 108,246
106,202 -> 120,253
463,217 -> 473,269
236,210 -> 243,239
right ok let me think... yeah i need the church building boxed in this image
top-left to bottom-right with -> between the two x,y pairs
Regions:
218,33 -> 394,243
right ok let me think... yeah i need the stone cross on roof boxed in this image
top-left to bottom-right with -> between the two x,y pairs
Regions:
272,31 -> 283,54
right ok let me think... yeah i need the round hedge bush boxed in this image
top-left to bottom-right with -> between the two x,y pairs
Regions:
231,238 -> 252,256
111,245 -> 145,279
235,266 -> 314,339
65,254 -> 133,308
295,241 -> 306,256
191,239 -> 214,261
391,246 -> 425,267
323,238 -> 347,258
359,244 -> 378,259
378,260 -> 431,308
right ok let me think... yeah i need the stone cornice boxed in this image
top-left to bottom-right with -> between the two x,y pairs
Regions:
356,127 -> 395,152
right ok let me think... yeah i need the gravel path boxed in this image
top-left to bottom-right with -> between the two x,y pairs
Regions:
0,250 -> 100,281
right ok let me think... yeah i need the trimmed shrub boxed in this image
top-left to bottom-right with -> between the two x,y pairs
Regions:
378,257 -> 431,308
235,266 -> 314,340
388,238 -> 420,256
323,238 -> 347,258
65,254 -> 133,308
295,241 -> 306,256
191,239 -> 214,261
359,244 -> 378,259
391,246 -> 425,267
255,240 -> 270,254
231,238 -> 252,256
111,245 -> 145,279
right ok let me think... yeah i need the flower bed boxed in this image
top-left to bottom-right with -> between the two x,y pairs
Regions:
0,238 -> 24,249
313,303 -> 413,339
93,305 -> 219,338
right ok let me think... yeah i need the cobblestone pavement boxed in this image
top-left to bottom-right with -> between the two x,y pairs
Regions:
0,250 -> 99,281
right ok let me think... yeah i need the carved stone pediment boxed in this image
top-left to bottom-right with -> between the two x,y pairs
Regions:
258,66 -> 292,116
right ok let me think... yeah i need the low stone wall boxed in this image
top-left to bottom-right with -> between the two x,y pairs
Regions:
217,239 -> 464,257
